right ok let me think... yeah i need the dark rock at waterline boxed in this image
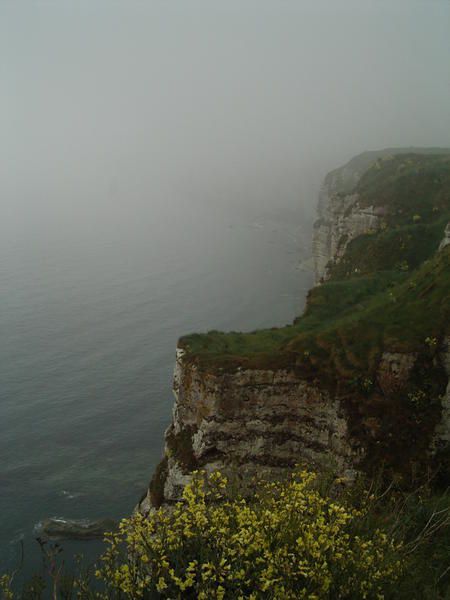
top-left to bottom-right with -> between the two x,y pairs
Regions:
36,517 -> 118,541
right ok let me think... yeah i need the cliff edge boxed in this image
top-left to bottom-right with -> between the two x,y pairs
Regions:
140,150 -> 450,512
313,147 -> 450,283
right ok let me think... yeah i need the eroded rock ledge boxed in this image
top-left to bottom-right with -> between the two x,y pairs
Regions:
140,350 -> 359,509
139,342 -> 448,511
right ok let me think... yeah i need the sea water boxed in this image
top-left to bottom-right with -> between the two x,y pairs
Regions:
0,199 -> 313,577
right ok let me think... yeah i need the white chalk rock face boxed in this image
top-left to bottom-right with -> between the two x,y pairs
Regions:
439,222 -> 450,250
311,153 -> 388,284
142,349 -> 361,506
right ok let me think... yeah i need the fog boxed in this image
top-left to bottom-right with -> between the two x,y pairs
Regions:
1,0 -> 450,246
1,0 -> 450,574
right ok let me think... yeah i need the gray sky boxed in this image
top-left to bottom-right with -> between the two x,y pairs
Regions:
1,0 -> 450,238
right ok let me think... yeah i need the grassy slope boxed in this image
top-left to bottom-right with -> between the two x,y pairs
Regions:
180,153 -> 450,380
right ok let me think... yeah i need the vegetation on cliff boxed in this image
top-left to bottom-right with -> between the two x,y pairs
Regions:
97,470 -> 403,599
178,153 -> 450,483
2,469 -> 450,599
180,153 -> 450,371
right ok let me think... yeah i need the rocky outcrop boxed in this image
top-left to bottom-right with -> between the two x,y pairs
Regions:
141,344 -> 449,510
139,349 -> 360,508
36,517 -> 118,541
312,148 -> 450,283
312,187 -> 382,283
311,151 -> 396,283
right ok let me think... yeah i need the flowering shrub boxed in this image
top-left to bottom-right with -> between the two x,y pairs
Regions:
96,470 -> 402,599
0,575 -> 13,600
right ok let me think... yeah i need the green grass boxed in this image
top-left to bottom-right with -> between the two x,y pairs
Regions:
328,216 -> 450,279
179,154 -> 450,376
180,246 -> 449,379
356,153 -> 450,223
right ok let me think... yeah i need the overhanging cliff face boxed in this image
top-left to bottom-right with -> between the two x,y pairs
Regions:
171,350 -> 355,501
141,339 -> 448,509
140,350 -> 359,509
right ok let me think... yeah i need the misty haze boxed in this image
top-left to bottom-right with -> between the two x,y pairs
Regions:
1,1 -> 450,596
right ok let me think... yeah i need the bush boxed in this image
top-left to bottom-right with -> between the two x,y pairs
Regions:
96,470 -> 402,599
4,470 -> 449,599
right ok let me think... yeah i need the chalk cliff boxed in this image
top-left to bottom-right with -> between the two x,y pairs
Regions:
140,150 -> 450,512
163,349 -> 356,504
312,147 -> 450,283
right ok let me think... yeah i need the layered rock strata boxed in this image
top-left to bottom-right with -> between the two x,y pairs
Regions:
140,349 -> 359,509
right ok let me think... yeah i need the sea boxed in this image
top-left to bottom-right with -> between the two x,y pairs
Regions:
0,198 -> 314,578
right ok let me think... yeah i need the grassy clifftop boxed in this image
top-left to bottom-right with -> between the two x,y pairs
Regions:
180,153 -> 450,380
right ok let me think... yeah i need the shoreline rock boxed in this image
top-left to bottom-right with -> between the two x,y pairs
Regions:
36,517 -> 117,541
